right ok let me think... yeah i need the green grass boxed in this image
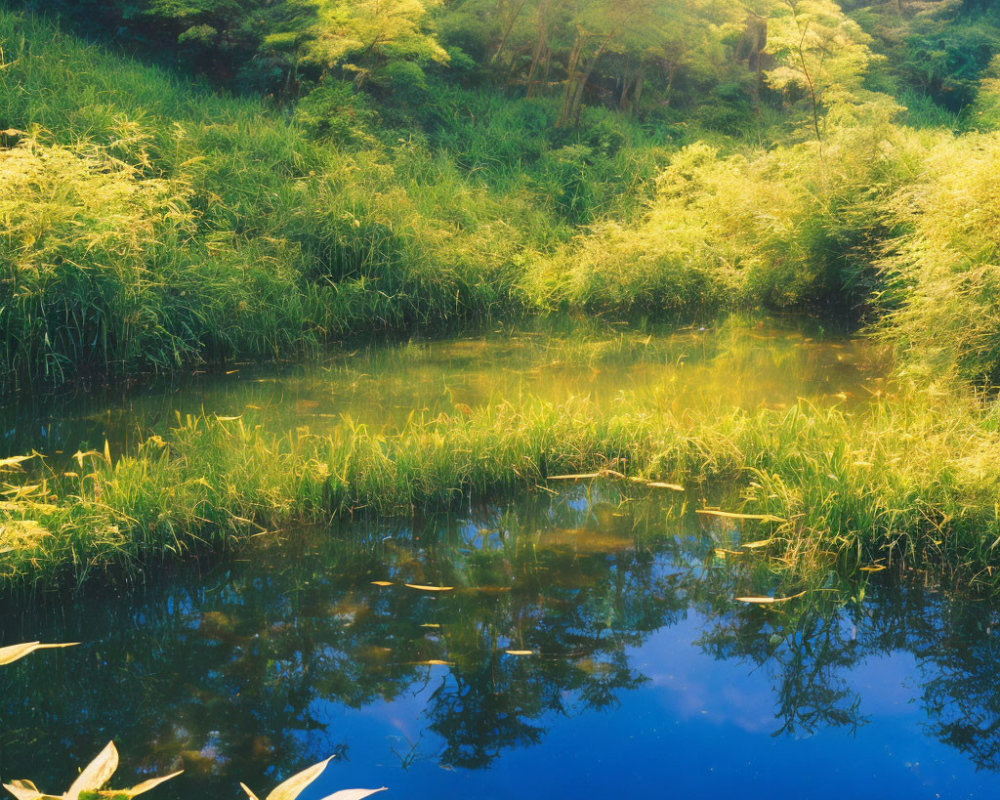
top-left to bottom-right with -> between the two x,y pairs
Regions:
4,389 -> 1000,593
0,10 -> 552,392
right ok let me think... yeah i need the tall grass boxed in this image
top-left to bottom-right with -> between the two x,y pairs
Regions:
522,113 -> 932,320
877,131 -> 1000,385
0,11 -> 547,393
4,388 -> 1000,593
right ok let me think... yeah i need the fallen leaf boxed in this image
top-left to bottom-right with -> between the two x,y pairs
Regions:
697,509 -> 786,523
404,584 -> 454,592
741,539 -> 776,549
735,591 -> 807,605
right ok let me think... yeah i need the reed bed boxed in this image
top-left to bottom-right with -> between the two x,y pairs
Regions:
3,391 -> 1000,593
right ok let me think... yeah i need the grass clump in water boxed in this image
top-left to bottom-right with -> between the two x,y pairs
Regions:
4,390 -> 1000,594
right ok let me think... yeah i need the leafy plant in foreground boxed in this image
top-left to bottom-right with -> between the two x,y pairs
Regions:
240,756 -> 385,800
2,742 -> 181,799
0,642 -> 79,666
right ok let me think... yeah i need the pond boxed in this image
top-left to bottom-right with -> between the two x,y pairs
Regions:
1,315 -> 883,463
3,488 -> 1000,799
8,316 -> 990,799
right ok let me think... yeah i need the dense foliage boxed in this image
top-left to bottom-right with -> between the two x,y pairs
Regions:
2,0 -> 1000,387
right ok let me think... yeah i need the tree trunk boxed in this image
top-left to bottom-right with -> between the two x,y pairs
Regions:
558,30 -> 614,127
491,0 -> 529,65
525,0 -> 551,97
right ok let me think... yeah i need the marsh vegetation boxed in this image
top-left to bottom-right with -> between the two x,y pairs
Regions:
4,0 -> 1000,796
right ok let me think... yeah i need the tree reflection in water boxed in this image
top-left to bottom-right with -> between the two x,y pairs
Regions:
2,486 -> 1000,795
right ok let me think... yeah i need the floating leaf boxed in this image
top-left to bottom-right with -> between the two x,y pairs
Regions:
697,509 -> 785,523
420,623 -> 441,628
505,650 -> 536,656
646,482 -> 685,491
859,565 -> 887,573
0,641 -> 79,666
370,581 -> 393,587
66,741 -> 119,800
415,659 -> 453,666
741,539 -> 777,549
265,756 -> 334,800
547,473 -> 601,481
320,790 -> 387,800
735,591 -> 807,605
404,584 -> 453,592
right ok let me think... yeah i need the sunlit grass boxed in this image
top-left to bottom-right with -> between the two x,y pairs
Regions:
3,387 -> 1000,593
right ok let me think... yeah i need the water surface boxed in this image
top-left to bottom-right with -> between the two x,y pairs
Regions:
7,316 -> 979,799
2,489 -> 1000,799
2,315 -> 885,462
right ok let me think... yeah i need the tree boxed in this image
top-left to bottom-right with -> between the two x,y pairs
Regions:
764,0 -> 878,140
306,0 -> 449,89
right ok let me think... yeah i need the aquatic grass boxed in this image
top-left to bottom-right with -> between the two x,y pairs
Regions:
3,389 -> 1000,593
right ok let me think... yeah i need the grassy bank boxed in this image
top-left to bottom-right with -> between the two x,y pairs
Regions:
9,8 -> 1000,395
0,11 -> 548,392
3,390 -> 1000,593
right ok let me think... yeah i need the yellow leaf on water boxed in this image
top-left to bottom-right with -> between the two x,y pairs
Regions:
415,659 -> 453,666
420,623 -> 441,628
697,509 -> 786,523
505,650 -> 536,656
0,641 -> 80,666
646,482 -> 685,491
370,581 -> 393,587
859,565 -> 887,573
405,584 -> 454,592
735,591 -> 807,605
741,539 -> 776,549
547,473 -> 601,481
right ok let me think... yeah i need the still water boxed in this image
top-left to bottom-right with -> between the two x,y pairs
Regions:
1,315 -> 883,461
6,316 -> 994,799
2,489 -> 1000,799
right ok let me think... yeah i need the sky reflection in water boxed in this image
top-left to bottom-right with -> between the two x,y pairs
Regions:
2,487 -> 1000,799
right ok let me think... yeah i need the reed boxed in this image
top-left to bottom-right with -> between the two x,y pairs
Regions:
3,389 -> 1000,593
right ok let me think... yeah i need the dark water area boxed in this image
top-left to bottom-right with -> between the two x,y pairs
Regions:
1,315 -> 885,466
3,487 -> 1000,799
